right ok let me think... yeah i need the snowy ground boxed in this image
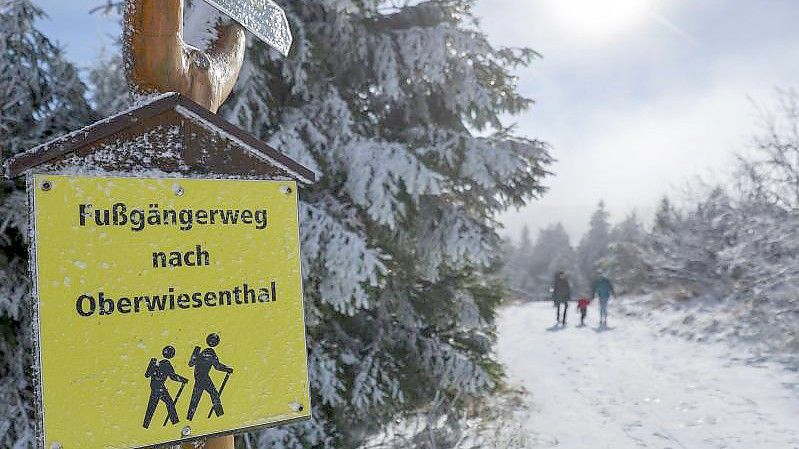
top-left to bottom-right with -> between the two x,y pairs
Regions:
497,300 -> 799,448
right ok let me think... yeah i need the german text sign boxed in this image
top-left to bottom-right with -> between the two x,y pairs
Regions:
30,175 -> 310,449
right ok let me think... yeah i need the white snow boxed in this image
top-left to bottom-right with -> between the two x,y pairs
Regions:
201,0 -> 293,56
497,300 -> 799,448
4,92 -> 176,178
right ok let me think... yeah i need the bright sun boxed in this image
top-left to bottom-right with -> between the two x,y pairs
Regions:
547,0 -> 654,39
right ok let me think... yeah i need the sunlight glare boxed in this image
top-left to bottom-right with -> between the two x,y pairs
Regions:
548,0 -> 655,39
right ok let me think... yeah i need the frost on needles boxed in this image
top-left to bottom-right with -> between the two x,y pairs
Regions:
0,1 -> 95,448
2,1 -> 552,449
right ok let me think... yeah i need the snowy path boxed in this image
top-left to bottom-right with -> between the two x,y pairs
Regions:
497,301 -> 799,449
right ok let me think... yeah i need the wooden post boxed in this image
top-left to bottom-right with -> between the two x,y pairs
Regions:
182,434 -> 234,449
123,0 -> 245,113
124,2 -> 244,449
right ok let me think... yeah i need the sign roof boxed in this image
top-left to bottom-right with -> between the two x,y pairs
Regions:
4,93 -> 315,184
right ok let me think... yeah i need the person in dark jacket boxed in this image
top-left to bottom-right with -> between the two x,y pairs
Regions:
592,275 -> 616,327
552,271 -> 571,326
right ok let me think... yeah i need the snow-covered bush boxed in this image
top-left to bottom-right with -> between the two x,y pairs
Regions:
594,91 -> 799,358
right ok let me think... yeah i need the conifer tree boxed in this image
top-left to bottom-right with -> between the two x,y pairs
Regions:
87,51 -> 128,117
64,0 -> 553,447
519,225 -> 533,256
599,213 -> 649,294
525,223 -> 576,295
0,0 -> 94,156
653,197 -> 677,234
0,1 -> 95,446
504,225 -> 533,291
576,201 -> 611,287
225,3 -> 551,446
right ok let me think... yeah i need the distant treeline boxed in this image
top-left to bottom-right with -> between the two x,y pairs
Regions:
505,90 -> 799,359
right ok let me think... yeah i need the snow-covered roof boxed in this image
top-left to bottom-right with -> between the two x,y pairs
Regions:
4,93 -> 316,184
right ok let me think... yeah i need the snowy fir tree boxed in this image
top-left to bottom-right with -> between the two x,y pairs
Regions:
649,187 -> 738,296
609,212 -> 644,243
219,2 -> 551,446
653,196 -> 677,234
0,0 -> 95,446
524,223 -> 576,296
598,213 -> 649,294
503,225 -> 533,292
576,201 -> 611,287
87,51 -> 129,117
0,0 -> 94,157
518,225 -> 533,261
4,1 -> 552,448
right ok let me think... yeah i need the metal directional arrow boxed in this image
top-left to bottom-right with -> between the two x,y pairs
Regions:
202,0 -> 293,56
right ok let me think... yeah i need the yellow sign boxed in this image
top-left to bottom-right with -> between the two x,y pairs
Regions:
30,175 -> 311,449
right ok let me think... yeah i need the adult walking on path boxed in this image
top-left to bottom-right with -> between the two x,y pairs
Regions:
592,274 -> 616,327
552,271 -> 571,326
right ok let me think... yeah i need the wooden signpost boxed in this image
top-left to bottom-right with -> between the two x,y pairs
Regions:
4,2 -> 311,449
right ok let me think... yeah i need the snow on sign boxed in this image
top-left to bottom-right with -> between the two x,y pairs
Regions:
202,0 -> 293,56
30,174 -> 310,449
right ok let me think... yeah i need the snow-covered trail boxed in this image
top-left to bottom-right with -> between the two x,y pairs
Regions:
497,301 -> 799,449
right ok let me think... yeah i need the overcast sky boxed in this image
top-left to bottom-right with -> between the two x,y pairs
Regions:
34,0 -> 799,241
473,0 -> 799,241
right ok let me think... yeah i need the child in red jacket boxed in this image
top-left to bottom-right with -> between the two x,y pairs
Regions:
577,298 -> 590,327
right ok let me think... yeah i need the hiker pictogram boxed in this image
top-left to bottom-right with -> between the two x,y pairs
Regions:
187,333 -> 234,420
143,345 -> 188,429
